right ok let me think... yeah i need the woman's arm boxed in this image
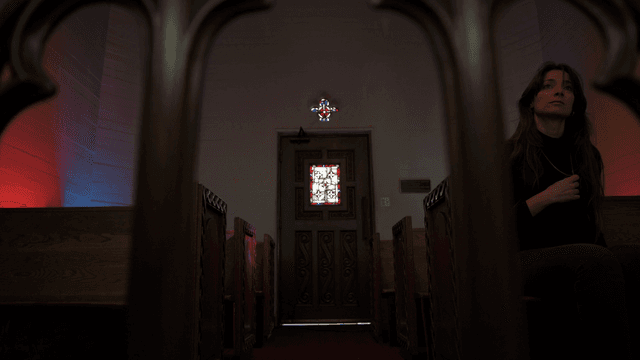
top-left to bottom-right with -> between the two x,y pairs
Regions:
526,190 -> 552,217
526,174 -> 580,217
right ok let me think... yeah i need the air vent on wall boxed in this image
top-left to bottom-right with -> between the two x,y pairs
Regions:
399,179 -> 431,193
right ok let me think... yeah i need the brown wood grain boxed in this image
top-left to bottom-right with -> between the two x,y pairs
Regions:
0,207 -> 133,305
413,228 -> 428,295
371,232 -> 383,343
224,217 -> 257,359
256,241 -> 264,292
381,239 -> 394,292
602,196 -> 640,247
392,216 -> 423,355
263,234 -> 275,341
380,230 -> 427,294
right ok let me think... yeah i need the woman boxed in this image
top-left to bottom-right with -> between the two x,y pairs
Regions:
505,62 -> 640,360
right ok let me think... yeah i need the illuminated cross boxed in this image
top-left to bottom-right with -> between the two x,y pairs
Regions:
311,98 -> 338,122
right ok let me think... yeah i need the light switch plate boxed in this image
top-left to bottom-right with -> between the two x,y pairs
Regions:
381,197 -> 390,207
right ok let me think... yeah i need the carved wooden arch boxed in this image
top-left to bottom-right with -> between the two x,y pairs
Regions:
1,0 -> 639,359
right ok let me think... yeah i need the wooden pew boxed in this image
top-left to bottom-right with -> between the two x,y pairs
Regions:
199,185 -> 229,360
392,216 -> 431,359
224,217 -> 257,360
362,196 -> 384,344
0,183 -> 227,360
255,234 -> 276,348
380,238 -> 397,346
369,230 -> 383,343
422,177 -> 456,360
377,231 -> 425,349
423,176 -> 640,359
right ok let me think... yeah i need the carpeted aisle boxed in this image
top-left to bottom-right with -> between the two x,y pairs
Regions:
251,325 -> 404,360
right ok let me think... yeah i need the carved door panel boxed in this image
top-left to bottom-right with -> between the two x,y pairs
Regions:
278,133 -> 374,323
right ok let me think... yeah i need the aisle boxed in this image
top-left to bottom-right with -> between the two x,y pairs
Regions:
251,325 -> 404,360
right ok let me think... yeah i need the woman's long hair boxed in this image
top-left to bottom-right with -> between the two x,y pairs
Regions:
506,61 -> 605,242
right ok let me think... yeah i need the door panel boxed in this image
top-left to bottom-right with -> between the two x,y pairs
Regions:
278,133 -> 373,323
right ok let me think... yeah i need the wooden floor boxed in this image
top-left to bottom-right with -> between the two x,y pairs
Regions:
249,325 -> 404,360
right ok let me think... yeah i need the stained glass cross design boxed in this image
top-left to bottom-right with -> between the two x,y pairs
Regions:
310,98 -> 338,122
310,164 -> 340,205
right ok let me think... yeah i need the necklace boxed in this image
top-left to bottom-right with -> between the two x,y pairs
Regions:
542,150 -> 574,176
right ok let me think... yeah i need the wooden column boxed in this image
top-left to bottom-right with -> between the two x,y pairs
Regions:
127,1 -> 273,359
371,1 -> 527,358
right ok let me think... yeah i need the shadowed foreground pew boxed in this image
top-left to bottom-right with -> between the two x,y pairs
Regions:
0,183 -> 227,360
255,234 -> 276,348
392,216 -> 432,360
362,196 -> 386,344
423,176 -> 640,360
370,231 -> 400,347
380,237 -> 398,346
224,217 -> 257,360
369,230 -> 384,343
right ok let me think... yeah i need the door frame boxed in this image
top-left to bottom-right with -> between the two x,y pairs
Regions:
275,129 -> 376,325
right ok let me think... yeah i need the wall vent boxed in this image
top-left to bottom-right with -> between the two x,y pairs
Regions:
399,179 -> 431,193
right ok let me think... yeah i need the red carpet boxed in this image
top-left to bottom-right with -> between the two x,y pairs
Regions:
251,325 -> 404,360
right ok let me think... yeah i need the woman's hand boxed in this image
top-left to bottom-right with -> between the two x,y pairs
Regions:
544,174 -> 580,204
525,174 -> 579,217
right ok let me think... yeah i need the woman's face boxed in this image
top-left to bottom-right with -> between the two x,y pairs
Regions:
532,69 -> 575,119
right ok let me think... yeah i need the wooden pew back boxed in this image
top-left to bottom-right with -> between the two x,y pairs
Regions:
0,183 -> 227,360
0,207 -> 133,305
380,240 -> 394,291
380,231 -> 425,294
263,234 -> 276,342
412,228 -> 428,295
378,228 -> 427,347
601,196 -> 640,246
370,231 -> 383,342
224,217 -> 257,358
392,216 -> 422,356
423,176 -> 457,360
255,233 -> 276,347
199,185 -> 228,360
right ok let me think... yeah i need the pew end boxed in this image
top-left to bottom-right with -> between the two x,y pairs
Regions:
254,234 -> 276,348
224,217 -> 258,359
391,216 -> 432,359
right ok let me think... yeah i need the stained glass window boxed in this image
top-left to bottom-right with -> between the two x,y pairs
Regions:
310,164 -> 340,205
310,98 -> 338,122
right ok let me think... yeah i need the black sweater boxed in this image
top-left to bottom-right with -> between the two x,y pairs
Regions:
509,129 -> 606,251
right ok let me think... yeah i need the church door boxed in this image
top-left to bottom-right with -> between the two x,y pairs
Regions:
278,132 -> 374,324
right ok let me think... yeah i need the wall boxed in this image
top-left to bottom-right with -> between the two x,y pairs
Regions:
91,6 -> 147,206
0,4 -> 146,207
0,5 -> 111,207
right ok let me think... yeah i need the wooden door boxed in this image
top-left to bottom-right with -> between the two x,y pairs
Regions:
278,132 -> 374,323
